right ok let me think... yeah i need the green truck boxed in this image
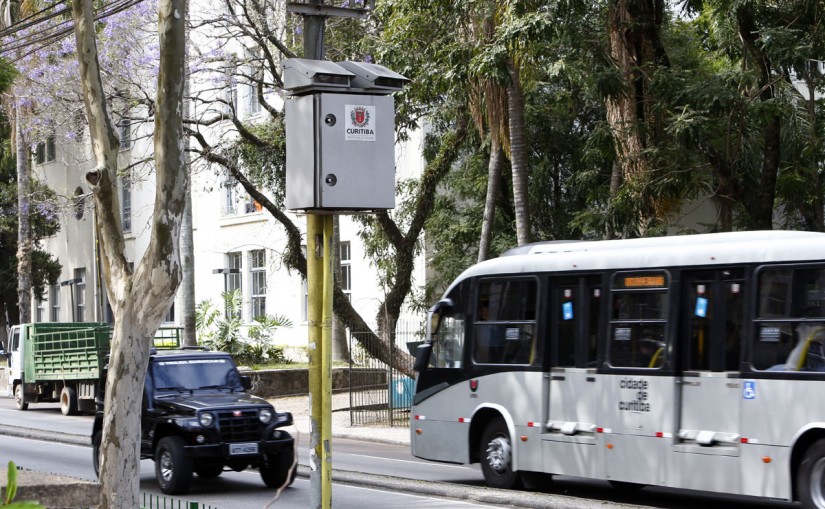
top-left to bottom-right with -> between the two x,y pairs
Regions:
5,322 -> 111,415
3,323 -> 183,416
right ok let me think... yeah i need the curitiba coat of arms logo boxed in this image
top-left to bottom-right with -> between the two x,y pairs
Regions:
351,106 -> 370,127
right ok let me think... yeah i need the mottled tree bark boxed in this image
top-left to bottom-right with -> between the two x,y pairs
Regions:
507,59 -> 531,246
72,1 -> 186,508
15,106 -> 31,323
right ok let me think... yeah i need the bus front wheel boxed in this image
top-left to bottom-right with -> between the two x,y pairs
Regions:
798,438 -> 825,509
479,417 -> 522,490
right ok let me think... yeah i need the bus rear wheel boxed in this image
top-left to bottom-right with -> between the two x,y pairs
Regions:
479,417 -> 522,490
798,438 -> 825,509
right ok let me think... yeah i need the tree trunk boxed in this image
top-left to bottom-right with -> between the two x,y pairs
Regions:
15,105 -> 31,324
181,182 -> 196,345
478,137 -> 503,262
736,4 -> 780,231
506,59 -> 531,246
604,0 -> 668,232
72,1 -> 186,508
180,0 -> 196,346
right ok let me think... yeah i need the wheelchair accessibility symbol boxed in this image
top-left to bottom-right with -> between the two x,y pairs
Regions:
743,380 -> 756,400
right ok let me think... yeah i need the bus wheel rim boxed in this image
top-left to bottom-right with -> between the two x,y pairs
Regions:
486,436 -> 511,474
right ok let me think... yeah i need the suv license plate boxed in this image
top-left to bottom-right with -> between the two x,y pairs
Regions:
229,443 -> 259,455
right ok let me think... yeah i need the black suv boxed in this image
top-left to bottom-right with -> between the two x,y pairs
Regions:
91,347 -> 295,494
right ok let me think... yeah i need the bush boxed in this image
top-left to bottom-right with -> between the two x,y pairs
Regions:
196,290 -> 293,366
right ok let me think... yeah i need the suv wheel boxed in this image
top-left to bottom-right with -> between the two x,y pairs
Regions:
260,449 -> 296,489
155,436 -> 193,494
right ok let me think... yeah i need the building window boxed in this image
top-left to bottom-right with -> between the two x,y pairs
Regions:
74,187 -> 85,220
248,82 -> 261,116
50,284 -> 60,322
250,249 -> 266,320
225,252 -> 242,319
224,67 -> 238,115
164,303 -> 175,324
74,268 -> 86,322
121,177 -> 132,233
119,119 -> 133,150
223,172 -> 238,216
35,135 -> 56,165
36,298 -> 46,322
340,241 -> 351,297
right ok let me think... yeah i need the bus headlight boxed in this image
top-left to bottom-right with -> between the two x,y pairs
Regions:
198,412 -> 214,427
259,409 -> 272,424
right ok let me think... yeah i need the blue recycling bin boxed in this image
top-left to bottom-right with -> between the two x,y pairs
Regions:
389,376 -> 414,408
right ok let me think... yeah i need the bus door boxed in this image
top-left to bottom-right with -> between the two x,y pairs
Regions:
672,269 -> 744,494
600,271 -> 672,486
544,276 -> 602,478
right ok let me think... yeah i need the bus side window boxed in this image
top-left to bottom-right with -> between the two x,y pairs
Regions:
474,278 -> 538,365
608,272 -> 668,369
753,266 -> 825,372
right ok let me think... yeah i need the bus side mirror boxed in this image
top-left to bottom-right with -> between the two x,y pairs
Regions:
413,343 -> 432,372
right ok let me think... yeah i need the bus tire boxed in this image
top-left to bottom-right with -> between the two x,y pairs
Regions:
60,387 -> 78,416
14,384 -> 27,411
798,438 -> 825,509
479,417 -> 522,489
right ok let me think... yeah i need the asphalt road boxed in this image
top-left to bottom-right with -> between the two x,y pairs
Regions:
0,397 -> 803,509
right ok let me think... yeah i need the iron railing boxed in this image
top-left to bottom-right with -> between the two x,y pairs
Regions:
347,318 -> 424,427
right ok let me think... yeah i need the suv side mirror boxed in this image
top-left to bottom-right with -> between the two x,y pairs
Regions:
240,375 -> 252,391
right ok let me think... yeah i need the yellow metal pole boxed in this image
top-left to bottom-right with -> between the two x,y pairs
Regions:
321,214 -> 334,506
306,213 -> 325,509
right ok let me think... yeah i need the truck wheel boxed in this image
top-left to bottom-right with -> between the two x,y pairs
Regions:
92,430 -> 102,478
60,387 -> 78,416
13,384 -> 27,411
798,438 -> 825,509
479,416 -> 522,489
194,464 -> 223,478
155,436 -> 193,495
260,449 -> 296,489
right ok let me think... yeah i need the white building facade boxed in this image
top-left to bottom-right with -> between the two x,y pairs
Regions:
29,3 -> 428,349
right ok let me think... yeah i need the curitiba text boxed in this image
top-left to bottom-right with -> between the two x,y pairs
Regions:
618,377 -> 651,412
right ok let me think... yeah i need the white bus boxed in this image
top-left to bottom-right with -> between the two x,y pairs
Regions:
411,230 -> 825,508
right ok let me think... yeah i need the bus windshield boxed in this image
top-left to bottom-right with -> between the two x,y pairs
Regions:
428,299 -> 465,369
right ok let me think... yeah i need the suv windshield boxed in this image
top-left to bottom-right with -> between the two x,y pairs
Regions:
151,356 -> 243,391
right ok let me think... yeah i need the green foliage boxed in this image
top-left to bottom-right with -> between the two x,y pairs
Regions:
196,290 -> 292,366
2,461 -> 44,509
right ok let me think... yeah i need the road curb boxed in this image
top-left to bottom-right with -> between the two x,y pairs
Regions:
0,425 -> 89,446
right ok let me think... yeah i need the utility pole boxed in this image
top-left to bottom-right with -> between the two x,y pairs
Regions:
301,3 -> 333,508
284,3 -> 402,508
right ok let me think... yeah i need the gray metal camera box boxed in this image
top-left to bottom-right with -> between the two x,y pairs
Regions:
285,92 -> 396,212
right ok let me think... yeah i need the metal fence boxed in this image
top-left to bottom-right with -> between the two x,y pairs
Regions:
141,492 -> 217,509
346,318 -> 425,427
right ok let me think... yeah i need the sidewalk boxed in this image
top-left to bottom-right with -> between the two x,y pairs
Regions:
268,394 -> 411,446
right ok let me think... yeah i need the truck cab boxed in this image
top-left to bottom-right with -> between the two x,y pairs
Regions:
92,347 -> 295,495
7,325 -> 25,410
